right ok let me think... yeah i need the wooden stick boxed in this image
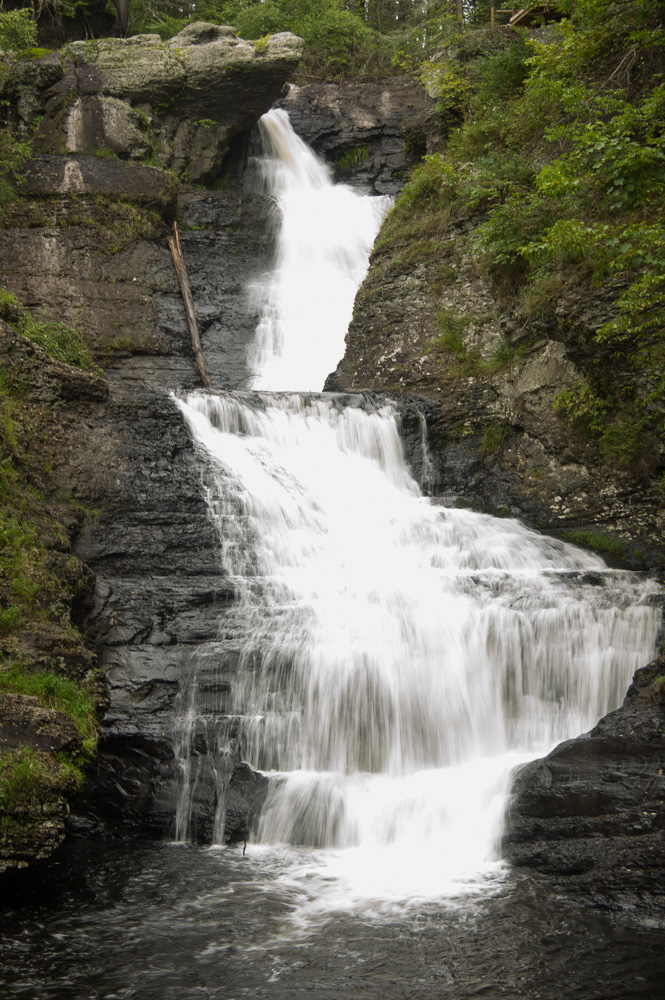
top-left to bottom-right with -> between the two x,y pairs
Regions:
167,221 -> 213,390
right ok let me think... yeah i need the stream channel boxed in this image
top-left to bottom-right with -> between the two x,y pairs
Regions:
1,110 -> 664,999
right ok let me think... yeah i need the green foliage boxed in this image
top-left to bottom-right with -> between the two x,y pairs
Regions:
554,383 -> 657,474
0,747 -> 49,810
480,422 -> 510,456
0,9 -> 37,54
387,1 -> 665,485
0,605 -> 22,635
0,119 -> 32,208
0,11 -> 39,208
0,744 -> 84,813
422,60 -> 471,129
0,661 -> 98,741
432,307 -> 471,357
335,145 -> 369,170
652,673 -> 665,703
0,288 -> 97,370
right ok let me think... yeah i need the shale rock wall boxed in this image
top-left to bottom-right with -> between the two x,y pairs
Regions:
327,214 -> 665,569
0,23 -> 306,869
280,77 -> 439,195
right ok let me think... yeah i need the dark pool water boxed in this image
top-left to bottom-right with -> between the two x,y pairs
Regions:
1,840 -> 663,1000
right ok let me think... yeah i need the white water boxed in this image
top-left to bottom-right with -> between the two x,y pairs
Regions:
177,392 -> 660,909
174,111 -> 661,915
246,109 -> 391,390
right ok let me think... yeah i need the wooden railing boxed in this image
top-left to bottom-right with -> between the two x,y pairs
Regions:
490,3 -> 561,29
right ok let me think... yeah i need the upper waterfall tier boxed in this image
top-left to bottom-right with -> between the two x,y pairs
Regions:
244,109 -> 391,392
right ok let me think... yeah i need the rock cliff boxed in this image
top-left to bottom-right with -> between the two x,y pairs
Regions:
280,76 -> 439,194
503,656 -> 665,926
0,41 -> 437,868
327,212 -> 665,569
0,22 -> 305,870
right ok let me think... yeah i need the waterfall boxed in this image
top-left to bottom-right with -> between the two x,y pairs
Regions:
245,109 -> 391,390
173,111 -> 661,908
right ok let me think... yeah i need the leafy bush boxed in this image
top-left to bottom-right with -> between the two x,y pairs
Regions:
0,605 -> 22,635
480,422 -> 510,456
0,9 -> 37,55
384,0 -> 665,483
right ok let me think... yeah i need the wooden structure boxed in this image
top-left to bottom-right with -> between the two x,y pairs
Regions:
491,3 -> 564,29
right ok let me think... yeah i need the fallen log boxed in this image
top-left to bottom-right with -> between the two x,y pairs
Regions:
167,221 -> 212,390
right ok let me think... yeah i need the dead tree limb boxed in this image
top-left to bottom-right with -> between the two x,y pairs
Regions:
167,221 -> 213,390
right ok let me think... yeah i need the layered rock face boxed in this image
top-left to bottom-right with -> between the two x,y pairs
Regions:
280,77 -> 438,194
13,23 -> 304,182
0,24 -> 304,865
503,657 -> 665,925
327,215 -> 665,568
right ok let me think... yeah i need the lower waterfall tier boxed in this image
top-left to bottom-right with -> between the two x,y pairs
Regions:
172,389 -> 660,904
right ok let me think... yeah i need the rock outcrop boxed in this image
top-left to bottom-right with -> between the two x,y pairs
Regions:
8,23 -> 304,184
280,77 -> 438,194
0,24 -> 304,868
502,656 -> 665,926
327,214 -> 665,567
0,694 -> 80,873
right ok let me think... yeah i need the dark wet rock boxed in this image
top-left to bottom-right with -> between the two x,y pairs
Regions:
502,655 -> 665,925
280,77 -> 438,194
225,762 -> 270,843
0,183 -> 273,390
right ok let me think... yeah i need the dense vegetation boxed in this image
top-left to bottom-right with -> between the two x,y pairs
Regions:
382,0 -> 665,482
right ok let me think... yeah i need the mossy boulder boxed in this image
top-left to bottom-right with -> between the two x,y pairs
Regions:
30,23 -> 306,182
9,22 -> 303,185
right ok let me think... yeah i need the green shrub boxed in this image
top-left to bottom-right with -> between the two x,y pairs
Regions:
335,146 -> 369,171
0,9 -> 37,55
0,605 -> 22,635
480,422 -> 510,456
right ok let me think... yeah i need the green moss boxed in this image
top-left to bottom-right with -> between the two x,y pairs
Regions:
0,662 -> 98,742
0,288 -> 98,372
18,47 -> 51,60
651,674 -> 665,704
0,745 -> 82,813
563,529 -> 627,559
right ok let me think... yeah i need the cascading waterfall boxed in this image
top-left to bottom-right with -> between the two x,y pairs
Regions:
174,111 -> 661,909
245,109 -> 391,391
